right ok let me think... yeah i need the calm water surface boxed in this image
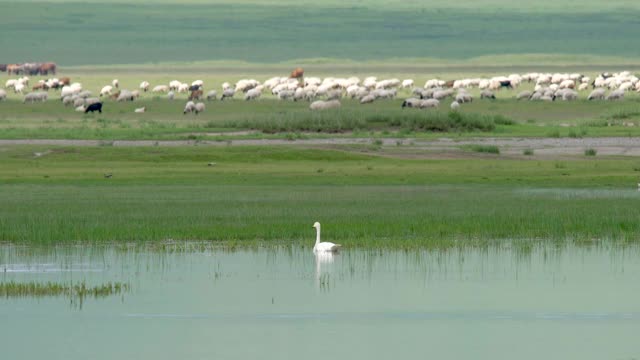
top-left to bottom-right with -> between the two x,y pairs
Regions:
1,243 -> 639,360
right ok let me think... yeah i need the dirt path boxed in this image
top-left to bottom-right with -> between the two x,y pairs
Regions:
2,137 -> 640,157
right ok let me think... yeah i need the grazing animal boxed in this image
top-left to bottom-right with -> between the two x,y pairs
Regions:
206,90 -> 217,101
134,107 -> 146,113
39,62 -> 57,75
450,101 -> 460,110
499,80 -> 513,89
194,102 -> 205,114
290,67 -> 304,79
0,64 -> 7,72
220,88 -> 235,100
312,222 -> 341,253
309,99 -> 341,110
480,90 -> 496,99
183,101 -> 196,114
84,102 -> 102,113
188,89 -> 203,101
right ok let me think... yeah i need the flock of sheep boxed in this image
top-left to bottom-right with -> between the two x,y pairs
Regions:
1,70 -> 639,113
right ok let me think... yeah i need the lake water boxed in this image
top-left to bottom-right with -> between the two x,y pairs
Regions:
1,243 -> 639,360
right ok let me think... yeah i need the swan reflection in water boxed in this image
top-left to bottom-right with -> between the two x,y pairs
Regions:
315,251 -> 337,291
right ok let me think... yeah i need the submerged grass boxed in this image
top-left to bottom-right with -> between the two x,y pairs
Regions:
0,281 -> 130,308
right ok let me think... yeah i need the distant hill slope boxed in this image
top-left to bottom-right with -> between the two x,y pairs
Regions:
1,1 -> 639,65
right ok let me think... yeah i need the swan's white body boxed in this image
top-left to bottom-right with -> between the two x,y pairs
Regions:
313,222 -> 341,253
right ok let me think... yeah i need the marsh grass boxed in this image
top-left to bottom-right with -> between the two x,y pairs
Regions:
0,281 -> 130,308
224,108 -> 507,133
2,146 -> 640,246
464,144 -> 500,154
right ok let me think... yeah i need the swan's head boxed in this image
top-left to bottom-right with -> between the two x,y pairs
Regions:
313,221 -> 321,229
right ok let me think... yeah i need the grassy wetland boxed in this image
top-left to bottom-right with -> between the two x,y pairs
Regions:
1,145 -> 640,247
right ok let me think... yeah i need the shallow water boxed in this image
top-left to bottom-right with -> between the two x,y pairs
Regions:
1,243 -> 639,360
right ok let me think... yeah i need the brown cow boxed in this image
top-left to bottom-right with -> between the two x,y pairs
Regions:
59,77 -> 71,86
290,67 -> 304,79
7,64 -> 22,75
39,62 -> 57,75
188,89 -> 203,101
32,83 -> 47,91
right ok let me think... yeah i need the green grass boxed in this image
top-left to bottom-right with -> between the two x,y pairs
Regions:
1,1 -> 640,65
585,148 -> 597,156
464,144 -> 500,154
4,89 -> 640,139
523,149 -> 534,156
1,145 -> 640,247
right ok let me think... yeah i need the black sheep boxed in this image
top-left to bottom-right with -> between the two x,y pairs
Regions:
85,102 -> 102,113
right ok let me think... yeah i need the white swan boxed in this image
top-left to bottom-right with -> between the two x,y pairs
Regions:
313,222 -> 341,252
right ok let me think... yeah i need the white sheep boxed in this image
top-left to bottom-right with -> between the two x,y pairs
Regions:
220,88 -> 235,100
140,81 -> 150,92
14,82 -> 25,94
206,90 -> 217,101
134,107 -> 146,113
455,92 -> 472,103
183,101 -> 196,114
278,90 -> 294,100
607,89 -> 625,101
194,102 -> 205,114
169,80 -> 182,91
0,89 -> 6,101
401,98 -> 421,108
23,92 -> 48,103
480,90 -> 496,99
516,91 -> 532,100
117,90 -> 135,102
418,99 -> 439,108
309,100 -> 341,110
100,85 -> 113,97
360,94 -> 375,104
75,105 -> 86,112
112,79 -> 119,88
192,80 -> 204,88
450,101 -> 460,110
244,88 -> 261,101
167,91 -> 175,100
587,88 -> 606,100
152,85 -> 169,93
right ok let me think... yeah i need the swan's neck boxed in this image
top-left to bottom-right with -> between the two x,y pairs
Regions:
315,227 -> 321,246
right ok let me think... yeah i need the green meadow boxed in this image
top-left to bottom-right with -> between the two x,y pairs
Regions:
0,0 -> 639,65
